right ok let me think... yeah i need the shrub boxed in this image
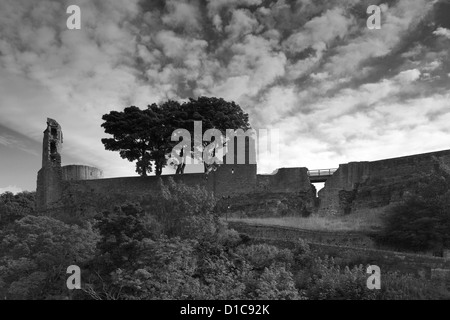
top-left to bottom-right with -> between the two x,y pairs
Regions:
235,244 -> 293,270
379,272 -> 450,300
142,178 -> 217,238
0,215 -> 98,299
95,202 -> 161,271
0,191 -> 36,228
304,257 -> 377,300
379,191 -> 450,252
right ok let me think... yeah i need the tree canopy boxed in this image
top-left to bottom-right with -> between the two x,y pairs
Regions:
0,215 -> 98,299
0,191 -> 35,228
379,174 -> 450,253
101,97 -> 250,176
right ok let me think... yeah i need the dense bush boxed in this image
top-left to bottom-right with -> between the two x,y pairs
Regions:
94,202 -> 162,272
0,191 -> 36,227
301,256 -> 377,300
142,178 -> 218,238
235,244 -> 294,270
379,186 -> 450,253
0,215 -> 98,299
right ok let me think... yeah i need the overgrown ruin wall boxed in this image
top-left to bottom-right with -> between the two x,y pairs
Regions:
56,165 -> 316,217
318,149 -> 450,215
218,167 -> 316,217
38,119 -> 450,218
36,117 -> 317,215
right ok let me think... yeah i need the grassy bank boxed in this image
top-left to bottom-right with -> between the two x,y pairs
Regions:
225,209 -> 385,232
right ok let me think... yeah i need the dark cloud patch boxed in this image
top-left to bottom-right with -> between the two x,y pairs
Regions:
434,0 -> 450,28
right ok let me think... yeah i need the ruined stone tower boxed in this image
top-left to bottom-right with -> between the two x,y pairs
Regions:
36,118 -> 103,210
36,118 -> 63,210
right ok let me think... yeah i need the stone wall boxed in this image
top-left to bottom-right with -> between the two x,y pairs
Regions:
256,167 -> 312,193
36,166 -> 62,210
58,165 -> 316,217
62,164 -> 259,198
62,165 -> 103,181
212,163 -> 257,196
318,149 -> 450,215
64,173 -> 207,198
218,167 -> 316,217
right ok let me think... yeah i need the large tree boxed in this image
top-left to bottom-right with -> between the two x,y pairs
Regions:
379,174 -> 450,254
101,105 -> 171,176
171,96 -> 251,174
101,97 -> 251,176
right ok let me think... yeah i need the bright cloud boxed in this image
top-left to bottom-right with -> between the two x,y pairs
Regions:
0,185 -> 23,194
433,27 -> 450,39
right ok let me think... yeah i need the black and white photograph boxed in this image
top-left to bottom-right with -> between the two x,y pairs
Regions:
0,0 -> 450,306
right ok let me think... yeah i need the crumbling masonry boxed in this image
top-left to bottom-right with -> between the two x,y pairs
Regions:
36,118 -> 450,216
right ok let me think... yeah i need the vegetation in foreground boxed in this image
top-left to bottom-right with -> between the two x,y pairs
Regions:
0,182 -> 449,300
378,176 -> 450,254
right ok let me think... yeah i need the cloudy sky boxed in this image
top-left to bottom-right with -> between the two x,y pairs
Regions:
0,0 -> 449,193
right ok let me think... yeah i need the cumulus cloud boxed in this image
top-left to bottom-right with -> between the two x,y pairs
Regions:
433,27 -> 450,39
394,69 -> 421,83
206,0 -> 263,18
323,0 -> 433,77
225,9 -> 260,40
206,34 -> 286,102
282,8 -> 353,54
161,0 -> 202,32
0,185 -> 23,194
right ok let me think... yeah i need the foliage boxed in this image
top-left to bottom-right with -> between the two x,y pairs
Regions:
301,257 -> 378,300
171,96 -> 251,174
2,181 -> 449,300
235,244 -> 293,270
142,178 -> 217,238
0,215 -> 98,299
101,97 -> 251,175
379,178 -> 450,252
94,202 -> 161,272
249,264 -> 302,300
101,105 -> 171,176
0,191 -> 36,228
111,237 -> 202,299
378,271 -> 450,300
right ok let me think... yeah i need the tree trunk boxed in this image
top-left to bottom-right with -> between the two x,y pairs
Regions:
141,148 -> 147,176
175,148 -> 186,174
155,163 -> 162,176
176,163 -> 186,174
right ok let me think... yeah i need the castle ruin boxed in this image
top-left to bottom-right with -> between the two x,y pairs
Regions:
36,118 -> 450,216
